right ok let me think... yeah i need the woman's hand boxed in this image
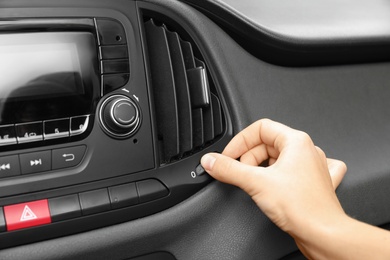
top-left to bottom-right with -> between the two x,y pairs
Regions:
201,119 -> 347,235
202,119 -> 390,259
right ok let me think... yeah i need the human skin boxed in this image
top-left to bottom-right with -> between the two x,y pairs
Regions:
201,119 -> 390,259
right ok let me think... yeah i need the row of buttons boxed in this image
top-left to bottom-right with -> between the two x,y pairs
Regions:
0,115 -> 89,146
0,145 -> 86,178
95,19 -> 130,95
0,179 -> 169,231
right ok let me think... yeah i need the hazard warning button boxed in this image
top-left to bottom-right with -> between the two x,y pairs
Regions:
3,199 -> 51,231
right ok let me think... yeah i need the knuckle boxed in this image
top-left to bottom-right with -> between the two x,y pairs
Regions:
293,131 -> 313,145
315,146 -> 326,157
259,118 -> 271,124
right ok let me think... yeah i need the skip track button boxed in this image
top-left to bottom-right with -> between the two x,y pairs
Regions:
0,155 -> 21,178
19,151 -> 51,175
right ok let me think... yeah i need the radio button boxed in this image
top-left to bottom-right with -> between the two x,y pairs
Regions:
96,18 -> 127,45
15,122 -> 43,143
0,155 -> 21,178
19,151 -> 51,175
102,73 -> 130,95
100,45 -> 128,60
101,60 -> 129,74
70,116 -> 89,136
108,183 -> 139,209
44,119 -> 70,140
48,195 -> 81,222
52,145 -> 86,170
79,188 -> 111,215
0,125 -> 17,146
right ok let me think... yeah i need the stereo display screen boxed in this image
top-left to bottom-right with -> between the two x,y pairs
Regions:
0,32 -> 99,124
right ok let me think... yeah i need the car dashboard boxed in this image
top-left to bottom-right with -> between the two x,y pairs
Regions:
0,0 -> 390,259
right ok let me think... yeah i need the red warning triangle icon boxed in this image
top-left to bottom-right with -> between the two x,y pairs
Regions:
20,205 -> 38,221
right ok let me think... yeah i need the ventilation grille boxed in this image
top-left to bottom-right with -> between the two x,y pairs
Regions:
144,18 -> 225,165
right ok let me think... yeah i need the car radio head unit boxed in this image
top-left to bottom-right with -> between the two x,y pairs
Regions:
0,15 -> 156,197
0,2 -> 230,249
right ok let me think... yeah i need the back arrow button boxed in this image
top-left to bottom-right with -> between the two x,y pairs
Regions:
52,146 -> 86,170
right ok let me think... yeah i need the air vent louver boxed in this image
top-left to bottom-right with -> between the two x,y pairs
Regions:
144,18 -> 225,165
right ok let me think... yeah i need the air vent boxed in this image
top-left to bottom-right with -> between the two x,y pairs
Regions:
143,18 -> 225,165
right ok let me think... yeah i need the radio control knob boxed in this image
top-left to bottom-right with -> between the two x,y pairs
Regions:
99,95 -> 140,138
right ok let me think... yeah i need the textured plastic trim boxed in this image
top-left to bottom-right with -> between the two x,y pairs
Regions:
179,0 -> 390,66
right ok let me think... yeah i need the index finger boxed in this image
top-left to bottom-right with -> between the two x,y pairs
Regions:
222,118 -> 296,159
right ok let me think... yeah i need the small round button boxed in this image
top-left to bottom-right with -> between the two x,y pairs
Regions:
99,95 -> 141,138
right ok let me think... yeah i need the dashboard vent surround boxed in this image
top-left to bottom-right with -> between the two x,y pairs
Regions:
143,18 -> 225,165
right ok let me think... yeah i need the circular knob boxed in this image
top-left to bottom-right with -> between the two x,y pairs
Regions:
99,95 -> 140,138
112,99 -> 137,126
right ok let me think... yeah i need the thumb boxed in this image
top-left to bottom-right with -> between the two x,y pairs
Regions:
201,153 -> 260,193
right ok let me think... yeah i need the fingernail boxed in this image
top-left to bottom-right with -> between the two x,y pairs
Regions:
201,154 -> 216,171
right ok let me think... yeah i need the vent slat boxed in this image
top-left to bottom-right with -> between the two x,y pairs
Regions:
203,104 -> 214,143
211,93 -> 223,137
165,29 -> 193,155
194,58 -> 204,68
192,108 -> 204,148
180,40 -> 196,69
144,20 -> 180,162
144,18 -> 225,164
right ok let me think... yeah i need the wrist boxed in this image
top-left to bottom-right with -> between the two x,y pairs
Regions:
289,211 -> 352,259
292,213 -> 390,260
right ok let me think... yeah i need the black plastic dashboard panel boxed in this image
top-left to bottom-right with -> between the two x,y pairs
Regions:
180,0 -> 390,66
0,0 -> 231,249
0,0 -> 390,260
